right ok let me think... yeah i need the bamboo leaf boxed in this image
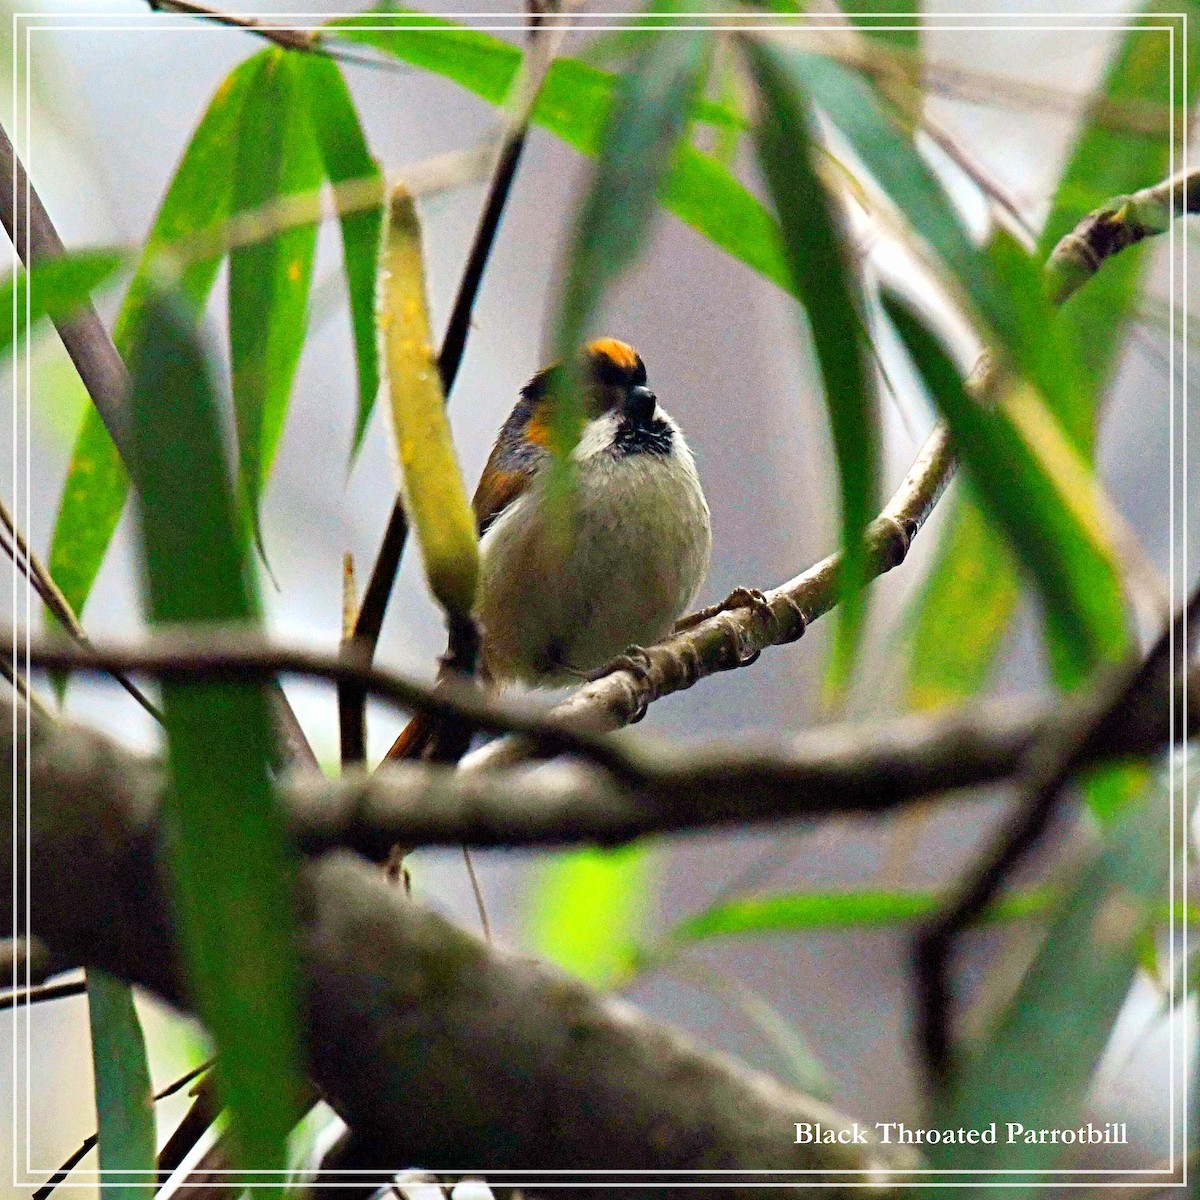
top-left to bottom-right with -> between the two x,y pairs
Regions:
552,15 -> 712,493
299,55 -> 383,460
333,11 -> 789,301
86,970 -> 155,1200
905,500 -> 1020,711
126,288 -> 303,1179
662,888 -> 1057,944
48,54 -> 259,621
382,188 -> 478,617
926,772 -> 1171,1185
228,49 -> 321,533
0,250 -> 125,356
527,845 -> 655,987
745,37 -> 879,697
884,293 -> 1127,677
844,0 -> 920,52
770,48 -> 1088,429
905,6 -> 1193,717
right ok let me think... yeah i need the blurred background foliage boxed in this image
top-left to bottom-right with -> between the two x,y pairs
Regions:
1,0 -> 1196,1194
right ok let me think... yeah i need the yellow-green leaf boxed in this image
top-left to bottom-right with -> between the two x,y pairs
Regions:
527,845 -> 655,987
382,188 -> 478,618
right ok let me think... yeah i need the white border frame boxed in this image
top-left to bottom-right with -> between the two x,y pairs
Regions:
7,4 -> 1190,1191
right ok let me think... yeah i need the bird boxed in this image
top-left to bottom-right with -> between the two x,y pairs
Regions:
386,337 -> 712,762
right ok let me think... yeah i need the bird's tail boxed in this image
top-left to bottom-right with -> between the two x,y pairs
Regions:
386,616 -> 484,765
384,710 -> 439,763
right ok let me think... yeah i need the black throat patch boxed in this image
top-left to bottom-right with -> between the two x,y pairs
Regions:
612,416 -> 673,457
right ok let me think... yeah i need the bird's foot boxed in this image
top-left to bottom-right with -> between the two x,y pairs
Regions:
585,644 -> 657,722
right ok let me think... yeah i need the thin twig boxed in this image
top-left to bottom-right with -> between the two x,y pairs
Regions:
0,497 -> 161,721
462,846 -> 494,943
19,628 -> 648,784
913,584 -> 1200,1086
33,1059 -> 214,1200
146,0 -> 318,51
0,977 -> 85,1010
145,0 -> 407,74
339,553 -> 365,767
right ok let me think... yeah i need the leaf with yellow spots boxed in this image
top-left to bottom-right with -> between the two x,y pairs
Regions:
228,50 -> 322,535
49,52 -> 262,625
300,55 -> 383,462
382,188 -> 479,619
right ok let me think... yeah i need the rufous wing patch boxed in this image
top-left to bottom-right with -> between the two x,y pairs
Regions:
473,462 -> 531,536
524,407 -> 553,448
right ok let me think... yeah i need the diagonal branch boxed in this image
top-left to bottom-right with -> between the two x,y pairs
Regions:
468,425 -> 955,771
466,165 -> 1200,771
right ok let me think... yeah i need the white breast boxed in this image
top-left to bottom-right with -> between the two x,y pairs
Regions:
475,410 -> 711,686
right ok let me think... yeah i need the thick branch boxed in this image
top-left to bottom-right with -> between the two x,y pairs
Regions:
10,703 -> 914,1193
8,638 -> 1192,859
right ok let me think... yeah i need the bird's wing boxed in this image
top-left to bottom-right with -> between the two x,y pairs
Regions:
472,458 -> 532,537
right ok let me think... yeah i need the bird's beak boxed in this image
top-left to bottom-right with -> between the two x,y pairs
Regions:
626,384 -> 657,424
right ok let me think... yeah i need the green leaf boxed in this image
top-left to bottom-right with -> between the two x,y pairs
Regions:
745,37 -> 879,698
298,55 -> 383,460
905,6 -> 1193,719
48,53 -> 259,622
843,0 -> 920,52
884,293 -> 1127,677
527,845 -> 655,987
925,772 -> 1171,1187
551,15 -> 712,490
772,49 -> 1087,429
86,970 -> 155,1200
228,49 -> 321,531
662,888 -> 1056,944
0,250 -> 125,357
333,11 -> 791,301
905,499 -> 1020,711
126,288 -> 302,1179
